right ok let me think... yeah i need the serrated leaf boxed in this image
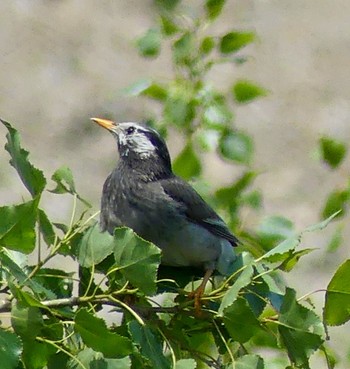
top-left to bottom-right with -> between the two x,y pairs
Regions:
219,264 -> 254,315
219,31 -> 255,54
236,354 -> 264,369
129,321 -> 171,369
0,329 -> 22,369
324,259 -> 350,326
205,0 -> 226,20
223,298 -> 261,343
233,80 -> 267,103
173,143 -> 201,180
319,136 -> 347,169
1,119 -> 46,197
136,28 -> 161,58
278,288 -> 324,367
50,166 -> 76,194
12,304 -> 43,339
219,130 -> 254,164
306,210 -> 341,232
113,227 -> 161,295
0,199 -> 38,253
75,309 -> 133,358
78,223 -> 115,267
262,237 -> 300,261
38,209 -> 56,246
279,248 -> 315,272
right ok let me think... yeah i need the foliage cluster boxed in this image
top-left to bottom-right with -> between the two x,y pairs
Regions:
1,1 -> 350,369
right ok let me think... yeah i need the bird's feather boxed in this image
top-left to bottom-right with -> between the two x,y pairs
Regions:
159,176 -> 239,247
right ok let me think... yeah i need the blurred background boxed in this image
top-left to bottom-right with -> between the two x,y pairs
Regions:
1,0 -> 349,366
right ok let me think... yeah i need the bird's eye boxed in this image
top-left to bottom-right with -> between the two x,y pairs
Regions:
126,126 -> 135,135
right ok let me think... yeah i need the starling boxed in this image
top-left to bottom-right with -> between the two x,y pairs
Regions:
92,118 -> 238,305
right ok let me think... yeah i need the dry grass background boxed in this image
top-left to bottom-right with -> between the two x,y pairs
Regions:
1,0 -> 350,366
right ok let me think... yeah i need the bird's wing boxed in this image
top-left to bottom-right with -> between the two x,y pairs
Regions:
159,176 -> 239,247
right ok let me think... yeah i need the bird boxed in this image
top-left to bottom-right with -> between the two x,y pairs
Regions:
91,118 -> 239,307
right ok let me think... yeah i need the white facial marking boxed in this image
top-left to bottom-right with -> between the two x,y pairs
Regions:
117,122 -> 156,158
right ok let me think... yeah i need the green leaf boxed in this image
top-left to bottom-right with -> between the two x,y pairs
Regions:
11,304 -> 43,339
203,103 -> 233,128
327,226 -> 343,253
38,209 -> 56,246
278,288 -> 324,367
50,166 -> 76,194
1,119 -> 46,197
219,130 -> 254,164
223,298 -> 261,343
113,227 -> 161,295
32,268 -> 73,299
215,171 -> 256,208
321,189 -> 349,219
219,264 -> 254,315
0,329 -> 22,369
324,259 -> 350,326
200,36 -> 215,55
205,0 -> 226,20
155,0 -> 180,11
78,223 -> 115,268
129,321 -> 171,369
319,136 -> 347,169
262,237 -> 300,261
173,143 -> 202,180
278,248 -> 315,272
136,28 -> 161,58
0,199 -> 38,253
68,348 -> 131,369
160,15 -> 179,36
22,340 -> 55,369
124,79 -> 167,101
164,97 -> 195,127
219,31 -> 255,54
175,359 -> 197,369
232,80 -> 267,103
75,308 -> 133,358
173,32 -> 194,65
257,216 -> 295,249
236,354 -> 264,369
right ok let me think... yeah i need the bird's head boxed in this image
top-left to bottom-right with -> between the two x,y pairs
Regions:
91,118 -> 172,177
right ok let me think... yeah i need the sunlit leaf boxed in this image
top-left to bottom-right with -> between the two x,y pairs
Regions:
160,15 -> 179,36
319,136 -> 347,169
0,199 -> 38,253
236,354 -> 264,369
113,227 -> 161,295
1,119 -> 46,197
0,329 -> 22,369
173,32 -> 194,65
75,309 -> 133,358
232,80 -> 267,103
12,304 -> 43,339
50,166 -> 76,194
324,260 -> 350,326
78,223 -> 115,268
219,31 -> 255,54
203,103 -> 233,128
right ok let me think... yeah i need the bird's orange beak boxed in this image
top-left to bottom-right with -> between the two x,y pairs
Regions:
91,117 -> 116,131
